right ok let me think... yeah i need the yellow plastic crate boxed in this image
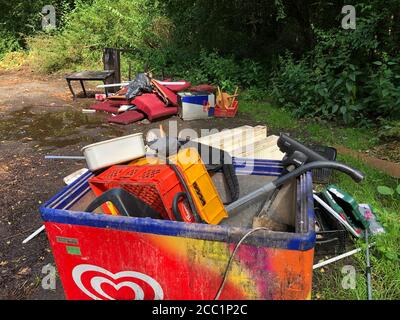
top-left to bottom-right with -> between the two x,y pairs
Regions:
129,156 -> 163,165
169,148 -> 228,225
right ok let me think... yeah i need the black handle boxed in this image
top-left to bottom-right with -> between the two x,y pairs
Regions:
85,188 -> 162,219
278,133 -> 327,162
274,161 -> 364,187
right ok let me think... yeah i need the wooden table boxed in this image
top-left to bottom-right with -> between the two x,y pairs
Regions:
66,70 -> 115,99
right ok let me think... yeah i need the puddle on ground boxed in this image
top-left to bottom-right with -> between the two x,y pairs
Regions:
0,107 -> 125,147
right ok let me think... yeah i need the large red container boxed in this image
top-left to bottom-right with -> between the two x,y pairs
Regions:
40,160 -> 315,300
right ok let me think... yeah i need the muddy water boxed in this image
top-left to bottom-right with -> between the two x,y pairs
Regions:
0,107 -> 125,148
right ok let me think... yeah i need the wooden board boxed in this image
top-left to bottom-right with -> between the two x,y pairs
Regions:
229,135 -> 284,160
193,126 -> 267,152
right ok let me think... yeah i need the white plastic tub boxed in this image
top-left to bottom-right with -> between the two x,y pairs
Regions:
81,133 -> 145,171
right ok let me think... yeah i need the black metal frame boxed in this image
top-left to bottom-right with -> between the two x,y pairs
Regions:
66,70 -> 115,100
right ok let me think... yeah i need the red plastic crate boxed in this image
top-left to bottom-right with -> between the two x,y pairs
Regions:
88,165 -> 195,222
214,100 -> 239,118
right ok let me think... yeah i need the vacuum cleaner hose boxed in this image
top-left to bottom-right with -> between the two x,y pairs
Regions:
225,161 -> 364,215
275,161 -> 364,186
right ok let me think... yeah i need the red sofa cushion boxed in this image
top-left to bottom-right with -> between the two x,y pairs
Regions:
133,93 -> 177,121
108,110 -> 145,124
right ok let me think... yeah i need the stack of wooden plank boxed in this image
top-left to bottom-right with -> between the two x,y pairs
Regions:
193,126 -> 284,160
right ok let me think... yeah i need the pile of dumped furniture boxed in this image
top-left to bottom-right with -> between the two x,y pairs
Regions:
36,126 -> 384,300
88,73 -> 239,124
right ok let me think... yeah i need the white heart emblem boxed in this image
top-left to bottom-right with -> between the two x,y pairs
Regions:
72,264 -> 164,300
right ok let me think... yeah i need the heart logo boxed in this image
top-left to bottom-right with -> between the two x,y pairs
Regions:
72,264 -> 164,300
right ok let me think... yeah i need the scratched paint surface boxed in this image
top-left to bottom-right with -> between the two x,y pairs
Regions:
45,222 -> 313,300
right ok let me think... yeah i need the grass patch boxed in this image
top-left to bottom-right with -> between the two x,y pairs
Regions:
242,101 -> 400,300
0,51 -> 28,70
240,101 -> 379,150
314,154 -> 400,300
239,101 -> 299,131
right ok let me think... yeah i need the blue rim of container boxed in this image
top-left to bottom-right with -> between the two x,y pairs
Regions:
40,159 -> 316,251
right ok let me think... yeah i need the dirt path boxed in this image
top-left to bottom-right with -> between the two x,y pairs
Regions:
335,145 -> 400,178
0,70 -> 261,299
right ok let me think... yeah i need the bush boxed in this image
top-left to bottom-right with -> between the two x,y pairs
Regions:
270,15 -> 400,125
270,54 -> 312,114
27,32 -> 90,73
271,49 -> 400,125
363,56 -> 400,120
0,51 -> 28,70
18,0 -> 400,130
157,50 -> 265,91
241,86 -> 269,101
378,119 -> 400,141
27,0 -> 171,74
0,30 -> 21,58
26,0 -> 266,88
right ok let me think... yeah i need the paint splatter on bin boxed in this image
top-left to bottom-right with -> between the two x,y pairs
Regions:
40,162 -> 315,300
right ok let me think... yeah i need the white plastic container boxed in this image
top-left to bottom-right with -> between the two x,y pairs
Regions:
178,92 -> 215,120
81,133 -> 145,171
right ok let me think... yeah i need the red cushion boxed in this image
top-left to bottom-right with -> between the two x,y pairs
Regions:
163,80 -> 191,93
107,110 -> 145,124
89,99 -> 129,113
189,84 -> 216,93
133,93 -> 177,121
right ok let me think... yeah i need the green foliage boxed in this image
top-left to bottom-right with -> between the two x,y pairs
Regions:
0,0 -> 81,57
270,10 -> 400,125
270,54 -> 312,115
191,51 -> 241,91
241,86 -> 269,101
142,49 -> 264,91
364,56 -> 400,119
271,52 -> 366,124
27,0 -> 170,73
0,30 -> 21,58
377,186 -> 395,196
377,183 -> 400,200
321,154 -> 400,300
193,51 -> 263,91
240,101 -> 400,299
3,0 -> 400,129
378,120 -> 400,141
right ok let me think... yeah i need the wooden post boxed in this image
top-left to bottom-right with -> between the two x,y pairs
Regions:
103,48 -> 121,93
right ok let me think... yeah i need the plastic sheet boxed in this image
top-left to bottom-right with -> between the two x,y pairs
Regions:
126,73 -> 153,100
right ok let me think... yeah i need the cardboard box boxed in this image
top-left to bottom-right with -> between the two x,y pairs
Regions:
178,92 -> 215,120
